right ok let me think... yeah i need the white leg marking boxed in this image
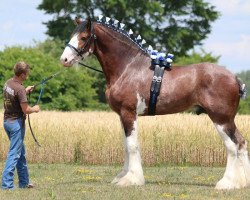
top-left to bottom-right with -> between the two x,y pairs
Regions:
136,93 -> 147,115
214,124 -> 250,189
111,124 -> 129,184
111,93 -> 147,183
113,121 -> 145,186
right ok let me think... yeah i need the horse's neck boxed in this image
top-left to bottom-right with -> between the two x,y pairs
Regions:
94,24 -> 143,86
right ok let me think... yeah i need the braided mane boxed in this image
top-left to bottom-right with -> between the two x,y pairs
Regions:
95,16 -> 153,55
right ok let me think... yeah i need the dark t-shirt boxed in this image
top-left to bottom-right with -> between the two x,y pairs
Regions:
3,78 -> 28,120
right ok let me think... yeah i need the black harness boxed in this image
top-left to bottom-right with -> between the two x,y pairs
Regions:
148,53 -> 173,115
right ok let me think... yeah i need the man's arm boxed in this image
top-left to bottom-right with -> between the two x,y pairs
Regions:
20,103 -> 40,114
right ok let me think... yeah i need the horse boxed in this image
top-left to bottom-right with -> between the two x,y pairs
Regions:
60,16 -> 250,190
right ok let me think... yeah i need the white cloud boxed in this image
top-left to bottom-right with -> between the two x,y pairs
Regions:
203,34 -> 250,72
201,0 -> 250,72
0,0 -> 51,51
210,0 -> 250,15
205,34 -> 250,58
1,21 -> 14,32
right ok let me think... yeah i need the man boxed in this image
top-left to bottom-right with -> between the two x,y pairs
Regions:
2,61 -> 40,189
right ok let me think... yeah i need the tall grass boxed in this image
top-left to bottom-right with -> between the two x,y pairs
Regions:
0,111 -> 250,166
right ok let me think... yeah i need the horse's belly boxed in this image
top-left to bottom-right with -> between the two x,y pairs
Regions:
154,91 -> 195,115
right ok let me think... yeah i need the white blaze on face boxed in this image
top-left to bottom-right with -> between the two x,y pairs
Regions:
60,33 -> 79,66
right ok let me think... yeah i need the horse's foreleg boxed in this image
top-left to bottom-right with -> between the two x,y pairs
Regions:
214,123 -> 250,189
111,110 -> 145,186
111,129 -> 129,184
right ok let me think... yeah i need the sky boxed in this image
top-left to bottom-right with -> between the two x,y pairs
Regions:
0,0 -> 249,73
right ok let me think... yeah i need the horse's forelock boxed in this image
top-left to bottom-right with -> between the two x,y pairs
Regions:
72,21 -> 88,36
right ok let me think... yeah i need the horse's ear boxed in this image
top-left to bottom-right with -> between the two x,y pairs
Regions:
74,17 -> 82,26
86,17 -> 92,32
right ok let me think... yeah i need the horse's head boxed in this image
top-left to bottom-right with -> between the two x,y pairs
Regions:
60,17 -> 95,67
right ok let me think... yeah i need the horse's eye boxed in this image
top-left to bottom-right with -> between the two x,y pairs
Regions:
81,37 -> 86,42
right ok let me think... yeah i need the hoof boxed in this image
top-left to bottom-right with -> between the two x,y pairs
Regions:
215,177 -> 245,190
111,170 -> 128,184
115,172 -> 145,187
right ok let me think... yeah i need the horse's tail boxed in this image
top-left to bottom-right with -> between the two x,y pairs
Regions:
236,77 -> 247,99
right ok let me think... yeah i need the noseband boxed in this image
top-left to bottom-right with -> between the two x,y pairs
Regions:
66,24 -> 96,57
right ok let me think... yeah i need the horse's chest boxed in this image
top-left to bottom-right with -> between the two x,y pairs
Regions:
106,84 -> 138,113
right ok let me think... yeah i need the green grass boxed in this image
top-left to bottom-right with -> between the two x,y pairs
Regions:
1,163 -> 250,200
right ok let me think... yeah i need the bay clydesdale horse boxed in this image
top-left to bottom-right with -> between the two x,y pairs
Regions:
60,17 -> 249,190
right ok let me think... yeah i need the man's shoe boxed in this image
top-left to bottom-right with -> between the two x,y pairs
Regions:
27,183 -> 34,189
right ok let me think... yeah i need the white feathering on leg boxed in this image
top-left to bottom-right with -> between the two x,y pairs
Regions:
214,124 -> 250,189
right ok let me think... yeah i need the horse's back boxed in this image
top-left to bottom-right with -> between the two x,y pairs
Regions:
167,62 -> 238,91
156,63 -> 240,117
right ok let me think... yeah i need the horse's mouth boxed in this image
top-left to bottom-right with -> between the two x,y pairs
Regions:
60,58 -> 76,67
61,62 -> 73,67
62,62 -> 74,67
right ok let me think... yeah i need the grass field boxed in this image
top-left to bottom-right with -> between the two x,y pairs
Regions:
0,163 -> 250,200
1,112 -> 250,198
1,111 -> 250,166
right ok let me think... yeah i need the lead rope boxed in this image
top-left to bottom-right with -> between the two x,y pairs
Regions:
27,64 -> 102,147
27,69 -> 66,147
28,90 -> 42,147
78,62 -> 103,74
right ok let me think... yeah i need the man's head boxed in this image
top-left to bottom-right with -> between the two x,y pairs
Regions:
13,61 -> 30,80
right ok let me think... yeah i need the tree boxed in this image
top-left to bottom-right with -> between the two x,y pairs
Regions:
175,49 -> 220,65
0,45 -> 99,111
38,0 -> 219,56
237,70 -> 250,114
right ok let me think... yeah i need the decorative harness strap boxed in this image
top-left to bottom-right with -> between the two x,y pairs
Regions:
148,51 -> 174,115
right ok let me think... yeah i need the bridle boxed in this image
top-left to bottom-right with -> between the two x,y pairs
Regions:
66,22 -> 96,57
65,21 -> 103,74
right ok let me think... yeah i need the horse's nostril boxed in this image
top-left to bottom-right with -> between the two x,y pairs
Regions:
64,58 -> 68,62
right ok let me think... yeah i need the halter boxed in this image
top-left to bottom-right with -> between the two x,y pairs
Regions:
66,23 -> 96,57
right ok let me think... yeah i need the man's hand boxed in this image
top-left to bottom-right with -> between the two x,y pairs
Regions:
32,105 -> 40,113
21,103 -> 40,114
26,86 -> 35,94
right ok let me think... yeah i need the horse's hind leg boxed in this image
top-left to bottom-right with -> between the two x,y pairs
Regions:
214,121 -> 250,189
111,109 -> 145,186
